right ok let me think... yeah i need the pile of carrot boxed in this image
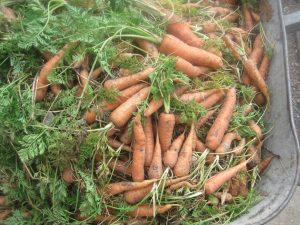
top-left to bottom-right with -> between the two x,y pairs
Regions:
1,0 -> 278,223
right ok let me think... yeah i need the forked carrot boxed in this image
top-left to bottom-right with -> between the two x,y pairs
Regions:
62,168 -> 75,185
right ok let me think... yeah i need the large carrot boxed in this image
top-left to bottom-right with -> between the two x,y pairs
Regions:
206,88 -> 236,150
244,59 -> 269,102
223,35 -> 241,61
110,86 -> 150,127
106,179 -> 157,196
215,132 -> 241,157
132,114 -> 146,182
148,132 -> 163,179
108,159 -> 131,176
144,117 -> 155,167
34,44 -> 70,101
159,35 -> 223,69
104,67 -> 154,90
107,139 -> 132,152
135,39 -> 159,57
173,124 -> 195,177
204,160 -> 248,194
167,22 -> 204,48
196,109 -> 217,129
200,90 -> 225,109
127,204 -> 174,217
163,132 -> 185,168
158,113 -> 175,153
104,83 -> 148,111
180,89 -> 218,103
242,4 -> 253,31
175,57 -> 210,78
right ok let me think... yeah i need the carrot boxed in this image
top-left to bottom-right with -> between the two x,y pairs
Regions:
148,132 -> 163,179
233,138 -> 246,155
159,35 -> 223,69
120,126 -> 132,145
202,22 -> 218,34
196,109 -> 217,129
204,160 -> 248,194
215,132 -> 241,157
195,139 -> 206,153
84,110 -> 96,125
135,39 -> 159,57
208,7 -> 239,22
173,124 -> 195,177
0,209 -> 11,221
42,51 -> 55,60
132,114 -> 146,182
107,138 -> 132,152
119,68 -> 132,77
107,127 -> 119,137
228,27 -> 248,40
62,168 -> 75,185
163,132 -> 185,168
144,117 -> 155,167
127,204 -> 174,217
258,152 -> 278,174
167,181 -> 197,192
242,4 -> 253,31
259,55 -> 270,79
223,35 -> 241,61
104,67 -> 154,91
158,113 -> 175,153
108,159 -> 131,176
200,90 -> 225,109
91,67 -> 102,80
206,88 -> 236,150
0,196 -> 6,206
175,57 -> 210,78
106,179 -> 157,196
34,44 -> 70,101
110,86 -> 150,127
249,35 -> 263,64
180,89 -> 218,103
251,11 -> 260,23
104,83 -> 148,111
248,120 -> 263,141
167,22 -> 204,48
50,84 -> 61,96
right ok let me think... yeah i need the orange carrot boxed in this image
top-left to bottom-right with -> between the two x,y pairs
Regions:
34,44 -> 70,101
104,67 -> 154,91
259,55 -> 270,80
205,160 -> 248,194
195,139 -> 206,153
158,113 -> 175,153
248,120 -> 263,141
108,159 -> 131,176
202,22 -> 218,34
104,83 -> 148,111
233,138 -> 246,155
167,22 -> 204,48
215,132 -> 241,157
62,168 -> 75,185
106,179 -> 157,196
148,132 -> 163,179
206,88 -> 236,150
135,39 -> 159,57
242,4 -> 253,31
84,110 -> 96,125
120,126 -> 132,145
223,35 -> 241,61
107,138 -> 132,152
258,152 -> 278,174
159,35 -> 223,69
176,57 -> 211,78
0,196 -> 6,206
163,132 -> 185,168
200,90 -> 225,109
127,204 -> 174,217
110,86 -> 150,127
196,109 -> 217,129
173,124 -> 195,177
145,117 -> 155,167
91,67 -> 102,80
249,34 -> 263,64
132,114 -> 146,182
50,84 -> 61,96
180,89 -> 218,103
119,68 -> 132,77
251,11 -> 260,23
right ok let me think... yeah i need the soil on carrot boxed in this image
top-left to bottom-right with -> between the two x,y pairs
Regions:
0,0 -> 272,224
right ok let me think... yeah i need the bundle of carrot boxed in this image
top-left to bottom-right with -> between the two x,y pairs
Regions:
0,0 -> 278,224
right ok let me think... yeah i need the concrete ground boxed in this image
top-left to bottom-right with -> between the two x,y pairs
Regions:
267,1 -> 300,224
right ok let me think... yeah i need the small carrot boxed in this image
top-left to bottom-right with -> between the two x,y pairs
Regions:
242,4 -> 253,31
0,196 -> 6,206
127,204 -> 174,217
62,168 -> 75,185
84,110 -> 96,125
107,138 -> 132,152
91,67 -> 102,80
148,132 -> 163,179
144,117 -> 155,167
132,114 -> 146,182
159,35 -> 223,69
120,126 -> 132,145
200,90 -> 225,109
206,88 -> 236,150
106,179 -> 157,196
196,109 -> 217,129
108,159 -> 131,176
167,181 -> 197,192
233,138 -> 246,155
158,112 -> 175,153
50,84 -> 61,96
163,132 -> 185,168
135,39 -> 159,57
215,132 -> 241,157
205,160 -> 248,194
104,67 -> 154,91
167,22 -> 204,48
173,124 -> 195,177
258,152 -> 279,174
110,86 -> 150,127
223,35 -> 241,61
176,57 -> 210,78
248,120 -> 263,141
195,139 -> 206,153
